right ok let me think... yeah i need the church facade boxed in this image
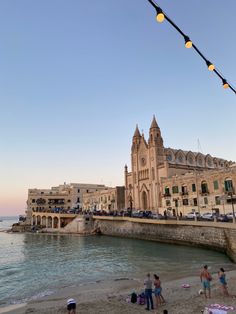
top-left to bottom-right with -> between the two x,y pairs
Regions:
124,116 -> 234,213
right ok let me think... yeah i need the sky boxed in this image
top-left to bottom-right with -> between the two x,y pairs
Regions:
0,0 -> 235,216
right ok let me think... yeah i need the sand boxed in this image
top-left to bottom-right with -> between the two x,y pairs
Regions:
1,270 -> 236,314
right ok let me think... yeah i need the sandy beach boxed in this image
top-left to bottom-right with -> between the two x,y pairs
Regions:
1,270 -> 236,314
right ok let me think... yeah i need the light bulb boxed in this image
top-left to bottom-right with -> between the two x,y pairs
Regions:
206,61 -> 215,71
208,63 -> 215,71
184,36 -> 192,48
222,79 -> 229,89
156,8 -> 165,23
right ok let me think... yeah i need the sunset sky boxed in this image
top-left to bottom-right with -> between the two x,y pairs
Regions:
0,0 -> 235,216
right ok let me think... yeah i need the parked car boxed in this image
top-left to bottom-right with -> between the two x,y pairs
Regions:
201,212 -> 214,221
226,212 -> 236,219
186,211 -> 200,219
152,213 -> 163,220
217,214 -> 230,222
131,211 -> 141,218
142,210 -> 153,218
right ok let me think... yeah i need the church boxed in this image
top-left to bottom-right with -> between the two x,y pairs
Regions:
124,116 -> 234,212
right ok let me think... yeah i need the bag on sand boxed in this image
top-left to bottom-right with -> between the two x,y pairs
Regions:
131,292 -> 137,303
137,293 -> 145,305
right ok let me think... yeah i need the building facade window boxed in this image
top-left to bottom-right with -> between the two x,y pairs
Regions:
172,186 -> 179,194
201,182 -> 209,194
192,184 -> 196,192
164,187 -> 170,196
215,196 -> 221,205
224,179 -> 234,192
152,168 -> 155,180
78,189 -> 80,193
182,185 -> 188,195
204,197 -> 208,205
183,199 -> 188,205
213,180 -> 219,190
166,200 -> 171,206
193,198 -> 198,206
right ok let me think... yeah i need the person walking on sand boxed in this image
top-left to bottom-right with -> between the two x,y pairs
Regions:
144,273 -> 154,311
153,274 -> 166,307
200,265 -> 212,299
67,298 -> 76,314
218,268 -> 229,296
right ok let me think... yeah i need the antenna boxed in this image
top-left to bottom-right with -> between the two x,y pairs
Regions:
197,138 -> 203,153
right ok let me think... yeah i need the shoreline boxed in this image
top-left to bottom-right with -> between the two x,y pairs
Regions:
2,270 -> 236,314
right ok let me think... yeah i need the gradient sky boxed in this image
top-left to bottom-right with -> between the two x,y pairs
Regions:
0,0 -> 235,216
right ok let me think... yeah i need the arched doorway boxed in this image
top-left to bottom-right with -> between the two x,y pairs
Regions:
142,191 -> 148,210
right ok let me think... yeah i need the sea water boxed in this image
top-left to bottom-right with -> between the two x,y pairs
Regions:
0,216 -> 235,308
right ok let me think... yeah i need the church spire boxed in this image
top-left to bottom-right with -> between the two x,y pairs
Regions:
133,124 -> 141,138
150,115 -> 159,129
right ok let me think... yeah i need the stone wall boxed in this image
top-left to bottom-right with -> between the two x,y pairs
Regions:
94,217 -> 236,263
61,215 -> 94,234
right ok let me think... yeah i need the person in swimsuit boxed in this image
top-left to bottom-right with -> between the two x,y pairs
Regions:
218,268 -> 229,296
153,274 -> 165,308
200,265 -> 212,298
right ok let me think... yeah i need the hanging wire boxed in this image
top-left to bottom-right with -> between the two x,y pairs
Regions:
146,0 -> 236,94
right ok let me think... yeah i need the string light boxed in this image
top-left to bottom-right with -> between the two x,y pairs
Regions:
184,36 -> 192,49
222,79 -> 229,89
206,60 -> 215,71
146,0 -> 236,94
155,7 -> 165,23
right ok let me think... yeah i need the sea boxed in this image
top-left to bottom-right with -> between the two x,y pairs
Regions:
0,216 -> 235,308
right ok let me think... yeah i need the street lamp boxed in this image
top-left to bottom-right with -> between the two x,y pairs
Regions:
228,191 -> 235,223
174,198 -> 179,220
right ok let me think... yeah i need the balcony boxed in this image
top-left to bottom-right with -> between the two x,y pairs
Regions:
200,191 -> 209,196
180,191 -> 188,196
163,193 -> 171,198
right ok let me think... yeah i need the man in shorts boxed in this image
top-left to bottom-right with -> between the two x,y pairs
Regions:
200,265 -> 212,299
67,298 -> 76,314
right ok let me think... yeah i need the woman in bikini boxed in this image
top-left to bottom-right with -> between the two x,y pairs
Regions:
153,274 -> 165,308
218,268 -> 229,296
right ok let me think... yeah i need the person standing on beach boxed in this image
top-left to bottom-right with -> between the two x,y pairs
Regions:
218,268 -> 229,296
200,265 -> 212,299
144,273 -> 154,311
67,298 -> 76,314
153,274 -> 165,307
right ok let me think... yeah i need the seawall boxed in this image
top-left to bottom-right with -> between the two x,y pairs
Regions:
94,217 -> 236,263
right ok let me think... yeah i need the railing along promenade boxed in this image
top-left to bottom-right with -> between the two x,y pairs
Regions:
93,215 -> 236,229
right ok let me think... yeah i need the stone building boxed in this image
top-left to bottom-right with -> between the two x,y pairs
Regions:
27,182 -> 106,216
124,116 -> 235,213
83,186 -> 125,212
160,165 -> 236,215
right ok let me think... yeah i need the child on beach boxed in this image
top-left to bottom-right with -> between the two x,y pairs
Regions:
67,298 -> 76,314
218,268 -> 229,296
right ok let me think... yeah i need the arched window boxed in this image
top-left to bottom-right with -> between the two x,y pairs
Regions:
152,167 -> 155,180
164,186 -> 170,196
